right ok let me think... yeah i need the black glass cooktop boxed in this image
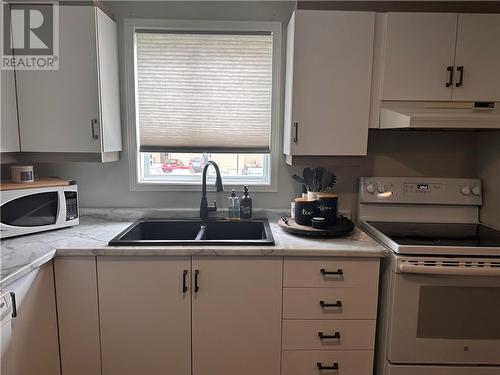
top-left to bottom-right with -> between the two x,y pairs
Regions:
367,222 -> 500,247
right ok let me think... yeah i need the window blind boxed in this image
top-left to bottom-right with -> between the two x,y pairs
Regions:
135,31 -> 273,153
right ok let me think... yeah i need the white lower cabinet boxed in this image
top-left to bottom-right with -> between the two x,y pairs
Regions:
192,257 -> 282,375
97,256 -> 191,375
282,350 -> 374,375
281,257 -> 380,375
95,256 -> 282,375
54,257 -> 103,375
282,320 -> 376,350
0,262 -> 60,375
51,255 -> 379,375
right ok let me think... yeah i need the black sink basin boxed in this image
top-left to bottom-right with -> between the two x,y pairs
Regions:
200,221 -> 269,241
109,218 -> 275,246
117,220 -> 202,241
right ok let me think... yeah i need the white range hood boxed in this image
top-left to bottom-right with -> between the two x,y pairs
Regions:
379,101 -> 500,129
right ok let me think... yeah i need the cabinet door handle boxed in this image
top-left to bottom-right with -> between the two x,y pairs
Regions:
10,292 -> 17,318
91,119 -> 99,140
293,122 -> 298,143
182,269 -> 188,293
318,331 -> 341,340
317,362 -> 339,371
319,300 -> 342,308
194,269 -> 200,293
320,268 -> 343,276
456,66 -> 464,87
446,66 -> 454,87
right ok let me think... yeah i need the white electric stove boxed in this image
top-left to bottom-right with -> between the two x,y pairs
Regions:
358,177 -> 500,375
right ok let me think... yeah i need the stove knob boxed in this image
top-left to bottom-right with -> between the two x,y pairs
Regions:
472,185 -> 481,196
366,184 -> 375,194
461,185 -> 471,196
377,185 -> 385,193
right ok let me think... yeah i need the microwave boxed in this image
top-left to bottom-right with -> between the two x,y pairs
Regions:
1,183 -> 79,239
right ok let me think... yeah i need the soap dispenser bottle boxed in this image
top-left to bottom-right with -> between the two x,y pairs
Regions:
228,189 -> 240,219
240,185 -> 253,220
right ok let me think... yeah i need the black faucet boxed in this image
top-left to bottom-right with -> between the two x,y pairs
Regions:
200,161 -> 224,219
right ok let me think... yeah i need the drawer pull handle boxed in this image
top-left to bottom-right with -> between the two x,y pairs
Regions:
320,268 -> 343,276
320,300 -> 342,308
317,362 -> 339,371
318,331 -> 341,340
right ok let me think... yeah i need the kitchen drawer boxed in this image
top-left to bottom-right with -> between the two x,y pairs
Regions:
282,350 -> 374,375
283,287 -> 377,320
283,320 -> 376,350
284,258 -> 379,288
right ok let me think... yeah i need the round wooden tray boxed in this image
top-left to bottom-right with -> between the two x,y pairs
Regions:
278,216 -> 355,238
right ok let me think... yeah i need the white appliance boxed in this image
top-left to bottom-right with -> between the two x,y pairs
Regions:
379,101 -> 500,129
0,291 -> 15,364
358,177 -> 500,375
0,183 -> 79,238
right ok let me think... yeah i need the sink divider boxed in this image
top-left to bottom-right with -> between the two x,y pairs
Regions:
194,225 -> 207,241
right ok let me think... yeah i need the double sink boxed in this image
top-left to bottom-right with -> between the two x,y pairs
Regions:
109,218 -> 275,246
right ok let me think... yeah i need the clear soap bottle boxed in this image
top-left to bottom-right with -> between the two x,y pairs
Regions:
228,189 -> 240,219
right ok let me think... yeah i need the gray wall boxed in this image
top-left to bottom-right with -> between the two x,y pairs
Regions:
31,2 -> 497,219
477,132 -> 500,228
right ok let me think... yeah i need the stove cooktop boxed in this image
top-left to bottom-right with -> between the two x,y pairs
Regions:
367,221 -> 500,248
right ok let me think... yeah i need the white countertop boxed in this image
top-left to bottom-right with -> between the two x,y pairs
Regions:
0,209 -> 387,288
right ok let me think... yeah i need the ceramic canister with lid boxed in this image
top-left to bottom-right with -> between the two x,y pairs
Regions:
316,192 -> 338,225
294,197 -> 317,226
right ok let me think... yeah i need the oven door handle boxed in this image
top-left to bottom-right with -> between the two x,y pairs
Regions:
399,264 -> 500,277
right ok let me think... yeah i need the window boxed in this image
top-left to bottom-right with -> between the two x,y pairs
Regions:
140,152 -> 269,184
125,20 -> 281,190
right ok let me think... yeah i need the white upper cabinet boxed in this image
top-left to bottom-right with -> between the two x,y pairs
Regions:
381,13 -> 458,101
379,12 -> 500,103
15,6 -> 121,160
1,70 -> 20,152
284,10 -> 375,157
453,14 -> 500,102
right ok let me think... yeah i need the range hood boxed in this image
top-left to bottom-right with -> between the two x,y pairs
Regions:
379,101 -> 500,129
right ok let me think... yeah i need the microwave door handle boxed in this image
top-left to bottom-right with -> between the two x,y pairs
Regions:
399,264 -> 500,277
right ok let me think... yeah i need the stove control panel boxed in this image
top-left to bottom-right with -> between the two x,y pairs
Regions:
404,182 -> 443,195
360,177 -> 482,205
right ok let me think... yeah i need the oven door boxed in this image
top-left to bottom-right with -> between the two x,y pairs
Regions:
387,264 -> 500,365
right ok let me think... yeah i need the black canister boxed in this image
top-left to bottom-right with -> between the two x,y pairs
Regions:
316,193 -> 338,226
294,198 -> 317,226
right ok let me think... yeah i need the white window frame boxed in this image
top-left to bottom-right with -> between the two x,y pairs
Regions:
124,18 -> 281,192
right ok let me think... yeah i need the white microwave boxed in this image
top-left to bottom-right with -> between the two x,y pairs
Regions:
0,183 -> 79,239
